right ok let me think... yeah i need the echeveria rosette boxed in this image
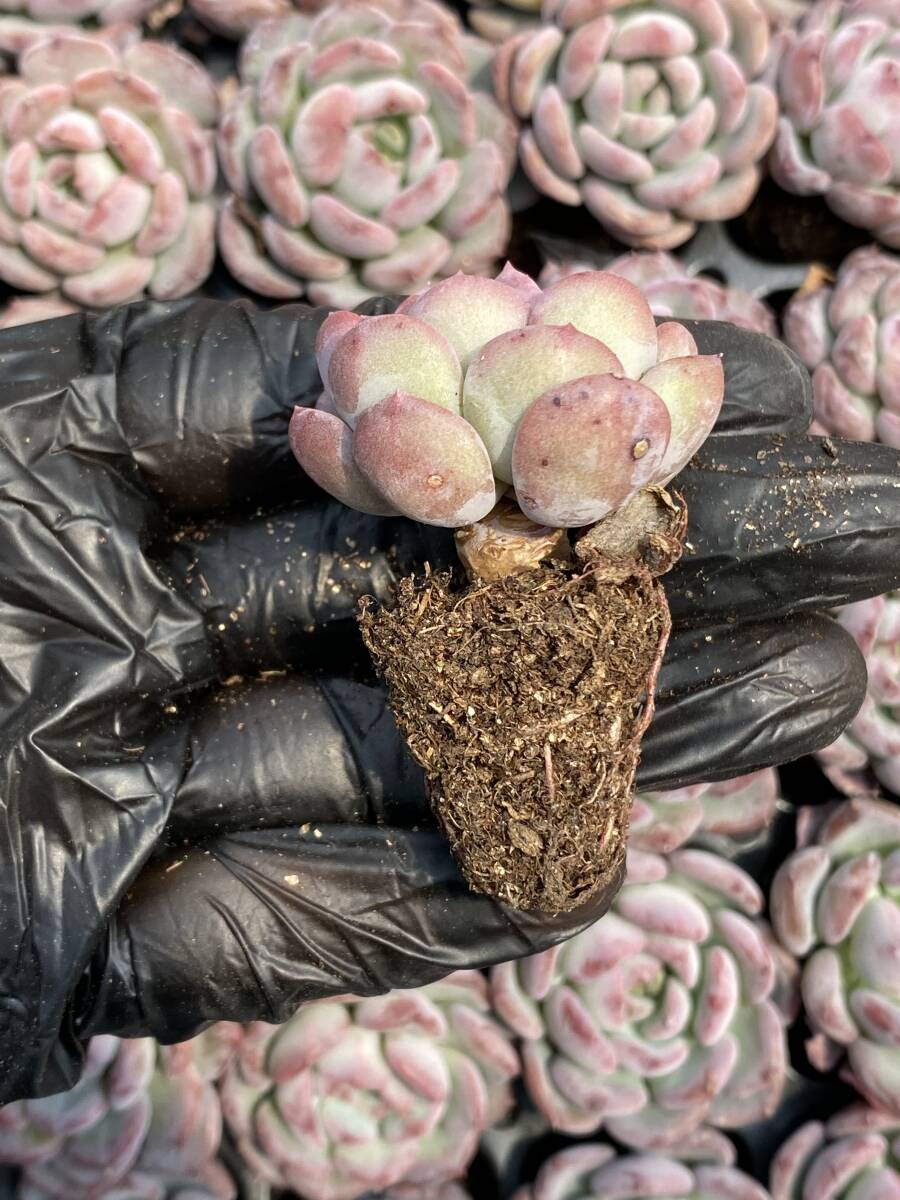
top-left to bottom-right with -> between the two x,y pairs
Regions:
771,0 -> 900,248
216,1 -> 515,306
771,798 -> 900,1115
0,1032 -> 237,1199
218,971 -> 519,1200
631,768 -> 780,854
289,266 -> 725,531
493,0 -> 778,250
0,32 -> 219,306
510,1142 -> 769,1200
816,593 -> 900,796
541,250 -> 777,336
782,244 -> 900,447
771,1104 -> 900,1198
490,848 -> 792,1150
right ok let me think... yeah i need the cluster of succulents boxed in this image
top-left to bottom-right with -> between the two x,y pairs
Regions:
493,0 -> 779,250
541,251 -> 777,336
218,971 -> 518,1200
631,768 -> 780,854
771,0 -> 900,248
0,32 -> 219,305
783,244 -> 900,447
771,798 -> 900,1115
491,847 -> 791,1149
512,1142 -> 769,1200
290,265 -> 724,529
0,1031 -> 238,1198
216,1 -> 516,306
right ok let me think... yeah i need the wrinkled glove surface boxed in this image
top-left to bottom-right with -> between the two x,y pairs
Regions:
1,299 -> 899,1104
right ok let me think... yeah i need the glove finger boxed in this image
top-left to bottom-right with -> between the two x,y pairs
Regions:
638,613 -> 866,791
671,433 -> 900,626
164,611 -> 862,841
676,319 -> 812,436
80,823 -> 625,1044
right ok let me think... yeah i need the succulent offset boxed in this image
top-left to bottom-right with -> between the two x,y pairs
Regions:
782,244 -> 900,447
217,1 -> 516,306
816,593 -> 900,796
541,250 -> 777,335
770,0 -> 900,248
490,848 -> 792,1149
770,1104 -> 900,1198
0,32 -> 219,306
493,0 -> 778,249
510,1142 -> 769,1200
219,970 -> 519,1200
631,768 -> 780,854
0,1031 -> 238,1199
771,798 -> 900,1115
289,266 -> 725,530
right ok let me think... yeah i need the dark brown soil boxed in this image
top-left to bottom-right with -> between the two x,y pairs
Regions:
359,560 -> 670,913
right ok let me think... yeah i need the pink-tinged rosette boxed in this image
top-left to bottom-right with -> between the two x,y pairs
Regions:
782,245 -> 900,448
288,266 -> 725,531
631,768 -> 780,854
0,32 -> 219,306
541,250 -> 777,335
510,1141 -> 769,1200
216,0 -> 516,306
493,0 -> 778,250
771,0 -> 900,248
771,798 -> 900,1115
770,1103 -> 900,1199
0,1029 -> 238,1199
490,847 -> 793,1150
219,971 -> 519,1200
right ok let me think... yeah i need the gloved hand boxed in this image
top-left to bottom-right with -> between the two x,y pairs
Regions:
1,298 -> 898,1106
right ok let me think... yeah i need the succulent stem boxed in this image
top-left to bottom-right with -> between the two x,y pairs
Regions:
454,496 -> 570,582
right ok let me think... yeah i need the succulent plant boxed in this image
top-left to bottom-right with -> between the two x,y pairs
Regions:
782,244 -> 900,448
289,265 -> 725,530
770,0 -> 900,248
541,251 -> 777,336
0,0 -> 153,60
0,291 -> 77,327
771,797 -> 900,1115
816,593 -> 900,796
0,1031 -> 238,1199
0,31 -> 218,306
493,0 -> 778,250
217,1 -> 515,305
490,847 -> 792,1149
770,1104 -> 900,1198
631,768 -> 780,855
511,1142 -> 769,1200
219,970 -> 519,1200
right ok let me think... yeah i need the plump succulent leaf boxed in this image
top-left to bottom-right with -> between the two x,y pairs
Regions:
289,406 -> 400,516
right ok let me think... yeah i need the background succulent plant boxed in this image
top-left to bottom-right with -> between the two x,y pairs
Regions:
0,31 -> 218,306
0,0 -> 153,59
219,970 -> 519,1200
187,0 -> 326,38
463,0 -> 540,45
0,1032 -> 237,1199
493,0 -> 778,250
816,593 -> 900,796
217,0 -> 515,305
782,244 -> 900,447
491,847 -> 792,1150
0,291 -> 77,327
631,768 -> 780,855
770,0 -> 900,248
770,1104 -> 900,1198
541,250 -> 777,335
771,798 -> 900,1115
289,266 -> 725,529
511,1141 -> 769,1200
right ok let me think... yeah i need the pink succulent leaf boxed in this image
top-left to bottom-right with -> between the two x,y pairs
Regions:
511,372 -> 670,527
639,354 -> 725,482
216,0 -> 515,298
404,272 -> 530,367
289,405 -> 400,516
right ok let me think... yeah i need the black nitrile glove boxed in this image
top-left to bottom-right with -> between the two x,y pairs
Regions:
1,299 -> 898,1105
